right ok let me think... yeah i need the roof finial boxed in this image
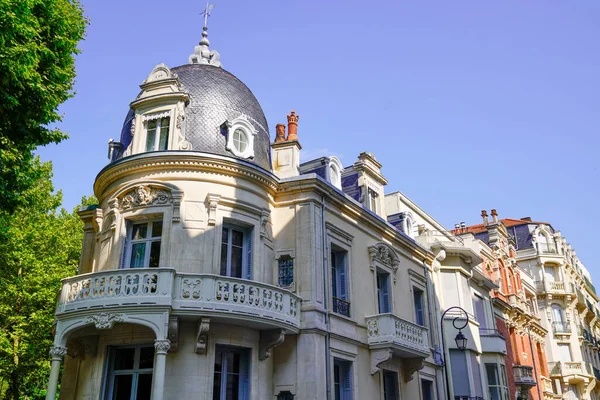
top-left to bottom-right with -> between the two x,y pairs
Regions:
189,3 -> 222,67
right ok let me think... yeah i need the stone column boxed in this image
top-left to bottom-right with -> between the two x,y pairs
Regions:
45,346 -> 67,400
151,339 -> 170,400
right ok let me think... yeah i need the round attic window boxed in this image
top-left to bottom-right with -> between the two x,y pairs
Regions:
233,128 -> 248,153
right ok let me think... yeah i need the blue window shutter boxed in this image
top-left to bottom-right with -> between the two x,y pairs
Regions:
240,349 -> 251,399
342,362 -> 352,399
331,252 -> 338,298
244,230 -> 253,280
381,275 -> 390,313
338,254 -> 347,300
121,220 -> 132,269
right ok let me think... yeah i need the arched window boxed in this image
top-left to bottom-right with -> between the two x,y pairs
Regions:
326,157 -> 343,189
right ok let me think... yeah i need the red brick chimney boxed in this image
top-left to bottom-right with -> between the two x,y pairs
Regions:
275,124 -> 286,143
286,110 -> 299,141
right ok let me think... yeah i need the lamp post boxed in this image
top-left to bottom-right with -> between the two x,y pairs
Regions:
440,306 -> 470,400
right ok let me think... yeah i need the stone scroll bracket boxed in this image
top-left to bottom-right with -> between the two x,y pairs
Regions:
402,357 -> 425,382
259,329 -> 285,361
195,318 -> 210,354
370,348 -> 393,375
168,316 -> 179,353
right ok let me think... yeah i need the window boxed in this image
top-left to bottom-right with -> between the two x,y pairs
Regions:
473,294 -> 488,329
404,216 -> 414,237
383,370 -> 398,400
469,352 -> 484,399
421,379 -> 434,400
145,117 -> 170,152
331,246 -> 350,317
413,287 -> 425,326
104,345 -> 154,400
486,363 -> 509,400
367,188 -> 378,213
124,220 -> 162,268
232,129 -> 248,153
449,350 -> 469,397
213,346 -> 250,400
329,164 -> 341,189
557,343 -> 572,362
221,225 -> 252,279
377,272 -> 391,314
334,359 -> 352,400
278,256 -> 294,287
277,392 -> 294,400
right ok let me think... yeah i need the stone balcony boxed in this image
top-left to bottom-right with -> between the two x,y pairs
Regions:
534,280 -> 573,295
548,361 -> 593,379
57,268 -> 301,332
513,365 -> 536,386
366,313 -> 430,378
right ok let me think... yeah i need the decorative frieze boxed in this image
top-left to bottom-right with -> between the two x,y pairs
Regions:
86,313 -> 124,330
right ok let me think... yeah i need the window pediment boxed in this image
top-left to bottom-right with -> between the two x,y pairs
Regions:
368,243 -> 400,273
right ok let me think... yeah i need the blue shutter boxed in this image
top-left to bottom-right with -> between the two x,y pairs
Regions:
240,349 -> 251,399
338,253 -> 347,300
381,275 -> 390,313
121,220 -> 132,269
244,230 -> 253,280
342,362 -> 352,400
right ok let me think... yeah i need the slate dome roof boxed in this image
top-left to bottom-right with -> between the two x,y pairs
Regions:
116,63 -> 271,170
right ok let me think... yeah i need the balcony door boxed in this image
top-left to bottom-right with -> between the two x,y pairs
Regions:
104,345 -> 154,400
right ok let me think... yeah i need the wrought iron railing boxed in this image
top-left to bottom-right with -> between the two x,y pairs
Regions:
551,321 -> 571,334
332,296 -> 351,317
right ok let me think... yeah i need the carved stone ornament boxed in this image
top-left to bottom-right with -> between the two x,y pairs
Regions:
368,243 -> 401,272
144,63 -> 177,84
260,210 -> 273,242
130,118 -> 136,136
370,348 -> 393,375
168,316 -> 179,353
86,312 -> 124,330
154,339 -> 171,354
195,318 -> 210,354
49,346 -> 68,360
206,194 -> 221,226
259,329 -> 285,361
402,358 -> 425,382
367,319 -> 379,337
176,102 -> 185,130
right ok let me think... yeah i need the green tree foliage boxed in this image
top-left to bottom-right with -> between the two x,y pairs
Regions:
0,0 -> 87,214
0,158 -> 95,399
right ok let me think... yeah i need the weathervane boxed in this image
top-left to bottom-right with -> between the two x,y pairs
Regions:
189,2 -> 222,67
201,3 -> 215,30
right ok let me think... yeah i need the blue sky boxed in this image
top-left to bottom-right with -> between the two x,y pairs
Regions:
38,1 -> 600,278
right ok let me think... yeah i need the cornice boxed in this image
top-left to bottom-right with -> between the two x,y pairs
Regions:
95,152 -> 279,197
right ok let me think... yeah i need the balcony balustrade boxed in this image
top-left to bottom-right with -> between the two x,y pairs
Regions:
584,276 -> 597,295
365,313 -> 429,358
548,361 -> 593,377
538,243 -> 558,254
534,280 -> 572,294
513,365 -> 536,386
551,321 -> 571,334
594,366 -> 600,381
58,268 -> 301,331
332,297 -> 351,318
454,397 -> 484,400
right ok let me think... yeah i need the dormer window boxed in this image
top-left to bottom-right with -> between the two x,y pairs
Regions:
326,156 -> 343,189
368,188 -> 378,213
144,114 -> 171,152
225,116 -> 257,159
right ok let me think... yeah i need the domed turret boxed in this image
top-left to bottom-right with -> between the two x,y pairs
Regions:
111,24 -> 271,170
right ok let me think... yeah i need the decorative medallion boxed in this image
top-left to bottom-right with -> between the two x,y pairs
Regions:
86,312 -> 124,330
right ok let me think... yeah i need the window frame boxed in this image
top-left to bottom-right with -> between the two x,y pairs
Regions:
220,223 -> 253,280
377,270 -> 392,314
331,243 -> 351,318
103,344 -> 155,400
122,219 -> 164,269
420,378 -> 434,400
212,345 -> 251,400
333,358 -> 353,400
225,116 -> 257,159
413,286 -> 426,327
145,116 -> 170,152
382,369 -> 399,400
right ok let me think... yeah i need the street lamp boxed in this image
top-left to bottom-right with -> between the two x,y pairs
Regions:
440,306 -> 470,400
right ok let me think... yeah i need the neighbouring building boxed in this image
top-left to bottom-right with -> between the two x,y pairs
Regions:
460,213 -> 600,400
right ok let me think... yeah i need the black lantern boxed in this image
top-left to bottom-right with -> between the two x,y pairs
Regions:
454,330 -> 468,350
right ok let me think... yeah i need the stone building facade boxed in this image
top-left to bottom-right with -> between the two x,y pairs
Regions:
45,28 -> 441,400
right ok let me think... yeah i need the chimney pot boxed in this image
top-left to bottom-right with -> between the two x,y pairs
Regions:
275,124 -> 286,142
491,209 -> 498,223
481,210 -> 489,226
461,222 -> 466,228
286,110 -> 299,141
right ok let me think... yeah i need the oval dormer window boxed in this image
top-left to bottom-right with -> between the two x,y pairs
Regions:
233,128 -> 248,153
